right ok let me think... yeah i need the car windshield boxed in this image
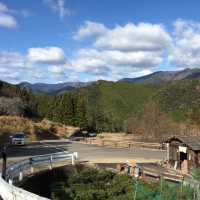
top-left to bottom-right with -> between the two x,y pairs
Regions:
13,133 -> 25,138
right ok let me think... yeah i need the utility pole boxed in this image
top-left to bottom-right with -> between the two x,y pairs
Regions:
1,145 -> 7,180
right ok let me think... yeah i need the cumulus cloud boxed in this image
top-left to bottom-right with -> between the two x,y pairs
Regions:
0,51 -> 29,69
27,47 -> 66,65
43,0 -> 71,20
0,2 -> 17,28
70,21 -> 171,80
73,21 -> 108,40
0,13 -> 17,28
48,65 -> 65,75
69,48 -> 159,80
8,19 -> 200,83
0,51 -> 32,82
169,19 -> 200,67
71,48 -> 162,71
0,48 -> 68,83
95,23 -> 171,52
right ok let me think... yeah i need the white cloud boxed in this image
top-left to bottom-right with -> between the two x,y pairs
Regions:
0,13 -> 17,28
7,19 -> 200,83
0,2 -> 17,28
28,47 -> 66,65
0,50 -> 67,83
169,19 -> 200,67
74,21 -> 171,51
69,48 -> 160,79
48,65 -> 65,75
0,51 -> 29,69
95,23 -> 171,52
43,0 -> 71,20
0,51 -> 33,83
70,21 -> 171,80
73,21 -> 108,40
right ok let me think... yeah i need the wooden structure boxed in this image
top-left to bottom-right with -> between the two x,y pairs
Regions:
166,136 -> 200,174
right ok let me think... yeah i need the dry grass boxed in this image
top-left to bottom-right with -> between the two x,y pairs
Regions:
0,116 -> 79,143
82,132 -> 163,149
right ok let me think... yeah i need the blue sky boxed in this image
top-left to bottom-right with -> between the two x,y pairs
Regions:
1,0 -> 200,83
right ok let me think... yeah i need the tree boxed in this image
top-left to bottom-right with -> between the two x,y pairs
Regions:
126,103 -> 176,141
0,97 -> 25,116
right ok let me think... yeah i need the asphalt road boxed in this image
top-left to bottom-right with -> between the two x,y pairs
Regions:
1,141 -> 166,164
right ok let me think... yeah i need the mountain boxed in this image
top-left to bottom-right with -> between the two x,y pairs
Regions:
18,68 -> 200,95
44,80 -> 159,132
119,68 -> 200,85
18,82 -> 91,95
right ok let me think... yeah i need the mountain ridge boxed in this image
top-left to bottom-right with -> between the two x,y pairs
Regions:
16,68 -> 200,95
119,68 -> 200,85
18,81 -> 91,95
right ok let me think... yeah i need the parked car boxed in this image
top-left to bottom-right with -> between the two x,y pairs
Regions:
10,132 -> 26,145
88,132 -> 97,137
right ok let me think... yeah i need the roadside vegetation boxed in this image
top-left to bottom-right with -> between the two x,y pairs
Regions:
50,168 -> 195,200
22,166 -> 196,200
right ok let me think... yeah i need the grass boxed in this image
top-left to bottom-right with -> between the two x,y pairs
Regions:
0,116 -> 79,142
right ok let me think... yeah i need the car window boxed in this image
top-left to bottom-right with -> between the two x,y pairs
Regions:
13,134 -> 25,138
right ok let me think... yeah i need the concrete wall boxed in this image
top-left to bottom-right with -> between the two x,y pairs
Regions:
0,175 -> 49,200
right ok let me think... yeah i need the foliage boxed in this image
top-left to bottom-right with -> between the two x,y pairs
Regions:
154,79 -> 200,124
192,168 -> 200,181
50,168 -> 195,200
126,102 -> 177,141
0,80 -> 37,117
3,78 -> 200,139
42,81 -> 158,133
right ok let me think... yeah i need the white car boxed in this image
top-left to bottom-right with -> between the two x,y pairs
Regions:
10,133 -> 26,145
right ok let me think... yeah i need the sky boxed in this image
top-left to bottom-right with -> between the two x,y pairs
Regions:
1,0 -> 200,83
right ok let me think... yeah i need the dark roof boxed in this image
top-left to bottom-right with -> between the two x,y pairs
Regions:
166,136 -> 200,151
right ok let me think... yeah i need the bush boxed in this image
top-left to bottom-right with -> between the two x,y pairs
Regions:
50,167 -> 195,200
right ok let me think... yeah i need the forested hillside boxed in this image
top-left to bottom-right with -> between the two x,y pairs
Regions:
154,79 -> 200,124
0,81 -> 37,117
40,81 -> 158,132
2,76 -> 200,139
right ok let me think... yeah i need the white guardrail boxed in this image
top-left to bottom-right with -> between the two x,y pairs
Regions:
0,151 -> 78,200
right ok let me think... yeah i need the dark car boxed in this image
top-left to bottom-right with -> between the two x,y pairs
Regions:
88,132 -> 97,137
10,132 -> 26,145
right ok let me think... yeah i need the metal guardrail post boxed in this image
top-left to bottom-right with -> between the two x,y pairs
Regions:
8,179 -> 13,185
19,171 -> 23,181
72,152 -> 78,165
49,155 -> 53,170
29,157 -> 34,173
73,152 -> 78,160
72,154 -> 75,165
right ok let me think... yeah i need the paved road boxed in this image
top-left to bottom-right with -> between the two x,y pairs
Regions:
1,141 -> 166,164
